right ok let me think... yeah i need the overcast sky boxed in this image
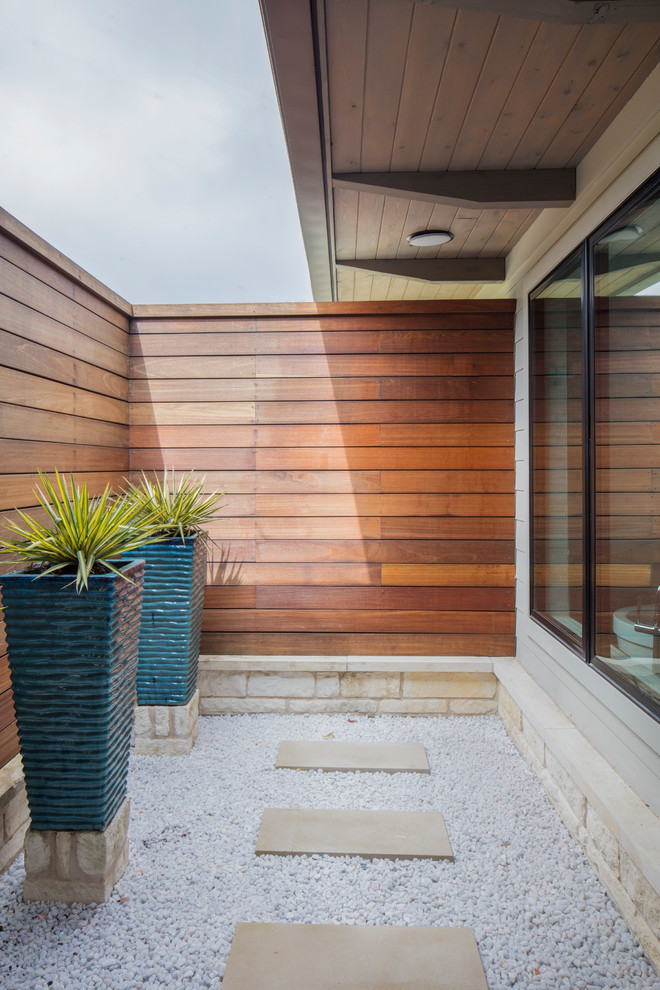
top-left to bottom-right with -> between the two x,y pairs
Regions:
0,0 -> 313,304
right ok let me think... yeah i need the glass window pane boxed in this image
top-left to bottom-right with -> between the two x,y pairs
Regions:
531,256 -> 584,649
594,182 -> 660,711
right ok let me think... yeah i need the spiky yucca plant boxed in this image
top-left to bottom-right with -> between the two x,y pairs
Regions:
122,470 -> 225,545
0,472 -> 162,592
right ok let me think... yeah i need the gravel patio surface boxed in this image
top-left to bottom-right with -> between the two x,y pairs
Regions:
0,713 -> 658,990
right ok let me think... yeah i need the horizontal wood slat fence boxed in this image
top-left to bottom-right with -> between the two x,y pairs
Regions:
0,212 -> 132,770
129,301 -> 516,658
0,212 -> 516,769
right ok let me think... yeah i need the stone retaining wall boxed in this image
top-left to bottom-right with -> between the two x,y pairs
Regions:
198,657 -> 499,716
494,660 -> 660,974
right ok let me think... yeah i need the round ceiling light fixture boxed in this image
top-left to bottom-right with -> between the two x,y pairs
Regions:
406,229 -> 454,247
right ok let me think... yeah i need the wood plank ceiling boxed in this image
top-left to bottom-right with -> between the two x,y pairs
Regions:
260,0 -> 660,301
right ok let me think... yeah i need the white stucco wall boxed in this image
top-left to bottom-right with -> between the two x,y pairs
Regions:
495,63 -> 660,815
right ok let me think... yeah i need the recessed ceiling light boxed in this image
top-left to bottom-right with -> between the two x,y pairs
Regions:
600,223 -> 643,244
406,229 -> 454,247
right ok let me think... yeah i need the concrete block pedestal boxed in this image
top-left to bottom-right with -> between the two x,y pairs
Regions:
23,797 -> 130,904
133,689 -> 199,756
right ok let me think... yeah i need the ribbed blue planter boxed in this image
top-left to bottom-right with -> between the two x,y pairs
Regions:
0,559 -> 144,831
135,535 -> 206,706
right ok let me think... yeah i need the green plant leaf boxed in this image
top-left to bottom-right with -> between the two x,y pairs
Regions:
120,469 -> 225,547
0,470 -> 165,592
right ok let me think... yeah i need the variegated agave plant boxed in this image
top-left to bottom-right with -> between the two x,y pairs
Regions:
0,471 -> 162,592
122,469 -> 225,547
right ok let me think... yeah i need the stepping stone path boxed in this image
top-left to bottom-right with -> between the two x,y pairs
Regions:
275,739 -> 430,773
223,737 -> 489,987
256,807 -> 453,860
222,922 -> 489,990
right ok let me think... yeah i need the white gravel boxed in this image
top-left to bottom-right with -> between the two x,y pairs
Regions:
0,714 -> 658,990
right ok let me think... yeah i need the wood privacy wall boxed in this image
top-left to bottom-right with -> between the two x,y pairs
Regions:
130,301 -> 516,657
0,209 -> 132,770
0,260 -> 515,772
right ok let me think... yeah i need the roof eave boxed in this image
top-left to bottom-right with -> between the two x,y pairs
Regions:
259,0 -> 334,301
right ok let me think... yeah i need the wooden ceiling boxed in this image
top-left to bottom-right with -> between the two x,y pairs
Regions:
260,0 -> 660,301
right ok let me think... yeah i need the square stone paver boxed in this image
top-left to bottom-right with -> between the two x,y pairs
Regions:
275,740 -> 430,773
255,808 -> 453,860
222,923 -> 488,989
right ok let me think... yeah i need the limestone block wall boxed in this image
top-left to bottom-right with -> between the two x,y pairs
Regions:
495,660 -> 660,973
199,657 -> 498,716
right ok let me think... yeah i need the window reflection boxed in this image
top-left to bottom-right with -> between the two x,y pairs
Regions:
594,185 -> 660,709
531,256 -> 584,650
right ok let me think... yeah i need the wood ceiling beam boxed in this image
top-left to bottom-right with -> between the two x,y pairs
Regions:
332,170 -> 575,209
337,258 -> 506,283
409,1 -> 660,24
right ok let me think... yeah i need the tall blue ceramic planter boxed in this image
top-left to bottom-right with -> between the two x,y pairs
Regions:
0,559 -> 144,831
135,535 -> 206,706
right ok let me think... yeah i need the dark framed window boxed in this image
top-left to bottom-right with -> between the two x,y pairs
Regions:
530,251 -> 586,654
530,167 -> 660,722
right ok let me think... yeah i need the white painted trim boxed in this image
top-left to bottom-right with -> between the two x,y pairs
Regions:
506,62 -> 660,814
